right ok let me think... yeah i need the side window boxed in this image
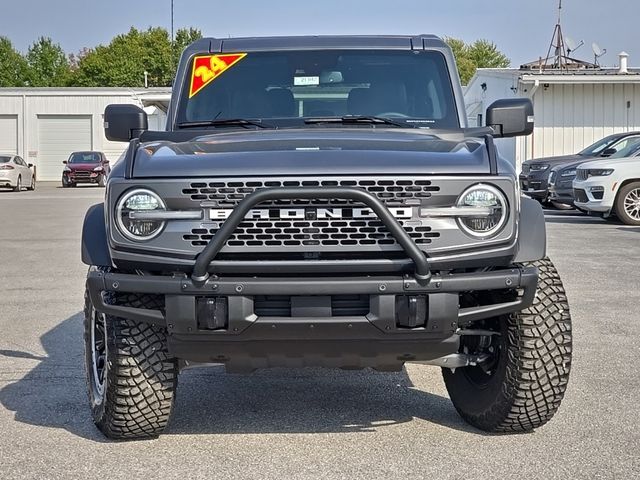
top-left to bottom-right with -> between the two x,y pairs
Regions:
15,157 -> 25,166
612,136 -> 640,152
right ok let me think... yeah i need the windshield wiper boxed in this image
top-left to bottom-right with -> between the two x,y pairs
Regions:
177,118 -> 272,129
304,115 -> 414,128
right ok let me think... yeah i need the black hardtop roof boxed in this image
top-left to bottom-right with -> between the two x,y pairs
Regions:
185,35 -> 447,54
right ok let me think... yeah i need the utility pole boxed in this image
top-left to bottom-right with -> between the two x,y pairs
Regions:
171,0 -> 175,45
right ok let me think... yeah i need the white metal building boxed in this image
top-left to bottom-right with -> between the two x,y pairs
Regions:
0,88 -> 171,181
464,57 -> 640,170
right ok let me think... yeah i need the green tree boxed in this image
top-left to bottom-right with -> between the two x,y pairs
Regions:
173,27 -> 203,68
25,37 -> 71,86
0,36 -> 28,87
70,27 -> 174,87
445,37 -> 510,85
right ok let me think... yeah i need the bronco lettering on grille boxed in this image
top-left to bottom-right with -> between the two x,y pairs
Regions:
209,207 -> 413,221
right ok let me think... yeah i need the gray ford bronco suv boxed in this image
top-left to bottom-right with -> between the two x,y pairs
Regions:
82,35 -> 572,440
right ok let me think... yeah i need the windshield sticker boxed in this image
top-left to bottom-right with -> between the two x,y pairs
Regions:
189,53 -> 247,98
294,76 -> 320,86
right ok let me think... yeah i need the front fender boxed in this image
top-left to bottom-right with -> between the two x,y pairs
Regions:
81,203 -> 113,267
514,196 -> 546,263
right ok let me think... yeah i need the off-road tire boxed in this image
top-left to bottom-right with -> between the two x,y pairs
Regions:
83,285 -> 177,440
442,258 -> 572,433
614,181 -> 640,226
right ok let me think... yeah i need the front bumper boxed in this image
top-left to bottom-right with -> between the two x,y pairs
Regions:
87,267 -> 538,369
64,171 -> 102,183
519,170 -> 550,200
548,184 -> 575,206
573,178 -> 614,213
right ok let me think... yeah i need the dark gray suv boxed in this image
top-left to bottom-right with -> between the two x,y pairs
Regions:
80,35 -> 572,440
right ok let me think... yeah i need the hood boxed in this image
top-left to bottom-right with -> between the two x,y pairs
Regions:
67,163 -> 100,171
132,128 -> 492,178
524,154 -> 586,166
578,157 -> 640,170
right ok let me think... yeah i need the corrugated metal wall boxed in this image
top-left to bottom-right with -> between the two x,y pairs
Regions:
531,83 -> 640,159
0,90 -> 168,180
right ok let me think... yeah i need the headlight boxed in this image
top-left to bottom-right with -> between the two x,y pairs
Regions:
116,189 -> 166,241
561,169 -> 577,177
93,166 -> 104,172
530,164 -> 549,172
588,169 -> 614,177
456,185 -> 508,238
63,166 -> 71,172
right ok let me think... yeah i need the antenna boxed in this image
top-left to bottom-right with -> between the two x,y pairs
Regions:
543,0 -> 568,69
566,37 -> 584,56
592,42 -> 607,66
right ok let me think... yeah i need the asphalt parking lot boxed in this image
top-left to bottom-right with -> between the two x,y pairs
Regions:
0,183 -> 638,479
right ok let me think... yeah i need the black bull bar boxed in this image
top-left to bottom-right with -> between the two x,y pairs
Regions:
190,187 -> 432,284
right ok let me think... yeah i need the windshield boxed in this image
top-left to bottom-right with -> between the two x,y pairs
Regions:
68,152 -> 100,164
0,156 -> 11,163
609,138 -> 640,158
177,50 -> 459,129
578,135 -> 620,156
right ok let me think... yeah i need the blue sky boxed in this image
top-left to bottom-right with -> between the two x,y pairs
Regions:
1,0 -> 639,67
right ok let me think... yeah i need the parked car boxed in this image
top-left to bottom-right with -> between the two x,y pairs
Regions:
573,155 -> 640,225
0,154 -> 36,191
62,151 -> 110,187
520,131 -> 640,207
549,138 -> 640,208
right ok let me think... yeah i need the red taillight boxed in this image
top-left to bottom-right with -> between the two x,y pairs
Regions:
0,165 -> 15,170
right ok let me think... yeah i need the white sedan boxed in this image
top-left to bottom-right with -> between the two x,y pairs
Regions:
0,154 -> 36,192
573,156 -> 640,225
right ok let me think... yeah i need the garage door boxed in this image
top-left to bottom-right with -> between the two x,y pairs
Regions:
37,115 -> 92,181
0,115 -> 18,155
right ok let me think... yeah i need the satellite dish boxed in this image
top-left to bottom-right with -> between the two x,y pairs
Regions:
566,37 -> 583,55
592,43 -> 604,57
592,42 -> 607,66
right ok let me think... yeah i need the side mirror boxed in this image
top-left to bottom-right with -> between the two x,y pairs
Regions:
486,98 -> 534,138
104,104 -> 148,142
28,163 -> 33,168
62,160 -> 68,164
601,148 -> 617,157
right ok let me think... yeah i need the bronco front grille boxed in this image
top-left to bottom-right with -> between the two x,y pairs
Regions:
182,178 -> 440,207
183,218 -> 439,248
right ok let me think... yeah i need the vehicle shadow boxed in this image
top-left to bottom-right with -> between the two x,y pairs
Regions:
0,312 -> 483,442
543,215 -> 606,225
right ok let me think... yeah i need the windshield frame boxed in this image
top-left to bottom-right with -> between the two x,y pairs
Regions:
172,48 -> 461,131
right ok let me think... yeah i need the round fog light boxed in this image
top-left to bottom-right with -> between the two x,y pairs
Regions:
457,185 -> 508,238
116,189 -> 166,241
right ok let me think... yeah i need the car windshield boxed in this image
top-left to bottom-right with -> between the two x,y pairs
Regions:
0,156 -> 11,163
609,138 -> 640,158
177,50 -> 459,129
578,135 -> 620,156
69,152 -> 100,164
